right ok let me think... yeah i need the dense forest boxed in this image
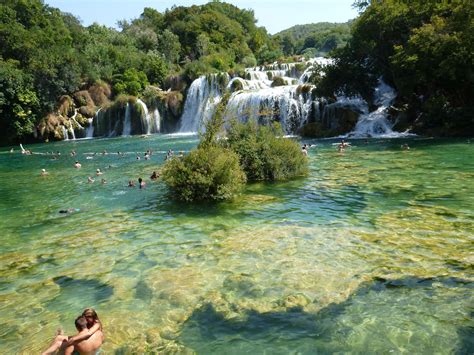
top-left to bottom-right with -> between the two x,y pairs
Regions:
0,0 -> 281,145
314,0 -> 473,136
274,22 -> 352,57
0,0 -> 472,145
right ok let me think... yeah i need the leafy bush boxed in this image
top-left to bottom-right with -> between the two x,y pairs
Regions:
225,120 -> 308,181
162,146 -> 246,202
113,68 -> 149,96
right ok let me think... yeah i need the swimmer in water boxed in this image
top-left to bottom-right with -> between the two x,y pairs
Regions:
74,161 -> 82,168
87,177 -> 94,183
101,178 -> 107,184
138,177 -> 146,189
128,180 -> 136,187
301,146 -> 308,156
150,171 -> 159,180
401,143 -> 410,150
96,169 -> 103,176
59,208 -> 80,214
41,169 -> 48,176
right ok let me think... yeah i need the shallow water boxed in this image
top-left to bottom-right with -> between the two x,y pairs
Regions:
0,135 -> 473,354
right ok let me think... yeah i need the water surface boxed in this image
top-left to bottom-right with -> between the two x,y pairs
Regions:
0,136 -> 472,353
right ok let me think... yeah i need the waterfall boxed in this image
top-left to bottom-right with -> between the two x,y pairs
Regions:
86,118 -> 94,138
69,125 -> 76,140
152,108 -> 161,133
348,80 -> 409,138
137,99 -> 151,134
71,109 -> 83,130
299,57 -> 333,83
179,74 -> 229,132
122,103 -> 131,136
224,85 -> 314,133
62,126 -> 69,140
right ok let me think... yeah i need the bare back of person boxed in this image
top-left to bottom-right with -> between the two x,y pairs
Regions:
64,316 -> 104,355
72,330 -> 104,355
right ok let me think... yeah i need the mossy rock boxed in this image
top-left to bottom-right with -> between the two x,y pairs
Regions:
166,91 -> 184,117
88,80 -> 111,106
75,113 -> 88,126
73,90 -> 94,107
79,105 -> 96,118
271,76 -> 286,87
230,79 -> 244,92
279,293 -> 311,311
296,84 -> 313,95
57,95 -> 75,116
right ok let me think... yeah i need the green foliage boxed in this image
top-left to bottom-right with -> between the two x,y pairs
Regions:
0,0 -> 279,144
162,146 -> 246,202
225,120 -> 308,181
113,68 -> 149,96
318,0 -> 474,135
275,22 -> 352,56
0,59 -> 39,143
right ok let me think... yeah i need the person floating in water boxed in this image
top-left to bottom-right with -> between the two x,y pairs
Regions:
128,180 -> 136,187
41,308 -> 103,355
150,171 -> 159,180
74,161 -> 82,168
401,143 -> 410,150
41,169 -> 48,176
138,177 -> 146,189
87,176 -> 94,183
59,208 -> 80,214
101,178 -> 107,184
96,169 -> 103,176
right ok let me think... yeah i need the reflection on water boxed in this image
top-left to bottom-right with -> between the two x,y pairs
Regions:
0,136 -> 473,353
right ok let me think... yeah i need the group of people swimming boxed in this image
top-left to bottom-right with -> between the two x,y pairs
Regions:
42,308 -> 104,355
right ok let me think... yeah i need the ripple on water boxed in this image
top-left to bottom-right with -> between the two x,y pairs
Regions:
0,137 -> 473,353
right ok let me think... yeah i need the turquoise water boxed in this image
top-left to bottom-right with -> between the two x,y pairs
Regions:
0,135 -> 473,354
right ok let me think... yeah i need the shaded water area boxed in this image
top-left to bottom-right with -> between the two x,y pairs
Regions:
0,135 -> 473,353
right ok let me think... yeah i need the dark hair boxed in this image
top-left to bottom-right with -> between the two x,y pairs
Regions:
75,316 -> 88,330
138,178 -> 142,183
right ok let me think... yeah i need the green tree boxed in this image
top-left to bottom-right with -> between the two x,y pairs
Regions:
0,60 -> 39,143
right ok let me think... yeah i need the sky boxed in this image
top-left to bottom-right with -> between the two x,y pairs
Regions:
45,0 -> 358,34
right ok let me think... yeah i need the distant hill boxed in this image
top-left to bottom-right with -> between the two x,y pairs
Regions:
274,22 -> 352,57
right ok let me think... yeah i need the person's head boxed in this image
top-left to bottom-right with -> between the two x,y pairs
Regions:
75,316 -> 88,331
138,177 -> 142,183
82,308 -> 99,327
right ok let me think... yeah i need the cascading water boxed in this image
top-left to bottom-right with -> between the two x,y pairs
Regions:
224,85 -> 314,133
179,74 -> 229,132
86,118 -> 94,138
137,99 -> 151,135
347,80 -> 413,138
179,58 -> 343,134
152,108 -> 161,133
62,126 -> 69,141
122,103 -> 132,136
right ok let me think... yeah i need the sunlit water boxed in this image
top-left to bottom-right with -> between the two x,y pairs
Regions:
0,135 -> 473,354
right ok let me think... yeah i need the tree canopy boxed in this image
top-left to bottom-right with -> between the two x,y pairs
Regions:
0,0 -> 280,145
315,0 -> 473,135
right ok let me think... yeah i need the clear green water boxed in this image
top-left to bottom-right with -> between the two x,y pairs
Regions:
0,135 -> 473,354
